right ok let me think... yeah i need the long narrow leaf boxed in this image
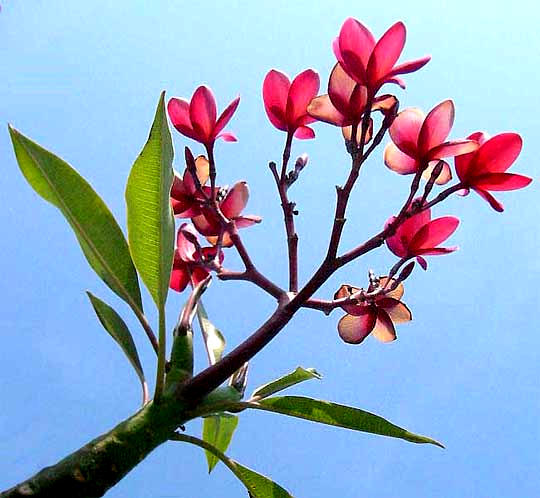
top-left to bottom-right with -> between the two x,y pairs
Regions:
87,292 -> 148,404
125,91 -> 174,309
238,396 -> 444,448
251,367 -> 321,400
9,126 -> 142,313
196,300 -> 225,365
171,433 -> 294,498
203,413 -> 239,472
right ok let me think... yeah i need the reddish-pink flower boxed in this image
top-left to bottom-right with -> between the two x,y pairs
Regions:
384,100 -> 478,185
455,132 -> 532,212
262,69 -> 320,139
170,224 -> 223,292
168,86 -> 240,148
335,278 -> 412,344
170,155 -> 209,218
333,19 -> 430,96
192,181 -> 261,247
386,206 -> 459,270
307,62 -> 397,130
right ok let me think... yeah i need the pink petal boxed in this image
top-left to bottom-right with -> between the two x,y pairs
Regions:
473,188 -> 504,212
214,96 -> 240,136
221,181 -> 249,218
171,172 -> 188,198
337,18 -> 375,83
328,63 -> 357,116
286,69 -> 320,127
416,256 -> 428,270
389,55 -> 431,77
176,223 -> 199,261
170,261 -> 191,292
192,211 -> 221,236
386,208 -> 432,257
190,86 -> 217,143
409,216 -> 459,252
337,309 -> 377,344
385,76 -> 406,89
168,98 -> 197,139
293,126 -> 316,139
473,172 -> 532,191
235,214 -> 262,228
473,133 -> 523,174
216,131 -> 238,142
389,108 -> 425,156
384,142 -> 419,175
455,132 -> 488,181
307,94 -> 346,126
428,139 -> 479,160
371,309 -> 397,343
418,100 -> 455,155
416,246 -> 458,256
348,84 -> 369,121
263,70 -> 290,131
367,21 -> 406,85
421,160 -> 452,185
377,298 -> 412,324
190,266 -> 211,286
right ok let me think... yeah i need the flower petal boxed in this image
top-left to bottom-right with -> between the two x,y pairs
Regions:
293,126 -> 316,139
176,223 -> 199,261
307,94 -> 346,126
428,139 -> 479,160
337,18 -> 375,83
192,211 -> 221,236
286,69 -> 320,127
168,97 -> 197,139
378,298 -> 412,324
473,132 -> 523,174
473,188 -> 504,212
216,131 -> 238,142
221,181 -> 249,219
371,309 -> 397,342
389,55 -> 431,77
190,86 -> 217,143
342,118 -> 373,143
337,309 -> 377,344
378,277 -> 404,300
416,256 -> 428,270
472,172 -> 532,191
263,70 -> 290,131
409,216 -> 459,252
418,100 -> 454,155
367,21 -> 406,85
389,108 -> 424,156
328,63 -> 357,116
384,142 -> 419,175
421,160 -> 452,185
170,260 -> 191,292
214,96 -> 240,137
235,214 -> 262,228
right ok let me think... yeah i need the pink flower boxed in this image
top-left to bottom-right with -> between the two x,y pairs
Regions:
262,69 -> 320,139
192,181 -> 262,247
333,19 -> 430,96
170,155 -> 209,218
170,224 -> 223,292
386,205 -> 459,270
335,278 -> 412,344
307,63 -> 397,129
384,100 -> 478,185
455,132 -> 532,212
168,86 -> 240,148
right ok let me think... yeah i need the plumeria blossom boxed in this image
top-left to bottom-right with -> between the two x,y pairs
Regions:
262,69 -> 320,139
455,132 -> 532,212
335,277 -> 412,344
384,100 -> 478,185
170,224 -> 224,292
168,86 -> 240,148
333,18 -> 430,96
192,181 -> 261,247
307,62 -> 397,139
170,155 -> 210,217
386,204 -> 459,270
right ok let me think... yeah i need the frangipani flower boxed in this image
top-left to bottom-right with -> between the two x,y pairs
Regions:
455,132 -> 532,212
192,181 -> 261,247
170,224 -> 223,292
335,277 -> 412,344
386,205 -> 459,270
384,100 -> 478,185
333,18 -> 430,96
307,62 -> 397,133
168,86 -> 240,148
263,69 -> 320,139
170,155 -> 209,218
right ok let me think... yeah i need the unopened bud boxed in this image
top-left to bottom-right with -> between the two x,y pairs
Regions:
229,362 -> 249,395
294,153 -> 309,173
397,261 -> 415,283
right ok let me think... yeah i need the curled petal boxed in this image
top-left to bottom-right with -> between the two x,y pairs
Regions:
384,142 -> 419,175
472,172 -> 532,191
214,96 -> 240,136
221,181 -> 249,219
472,133 -> 523,174
372,94 -> 398,114
190,86 -> 217,142
293,126 -> 316,139
263,70 -> 290,130
337,309 -> 377,344
235,214 -> 262,228
371,309 -> 397,342
409,216 -> 459,252
416,246 -> 458,256
473,187 -> 504,212
389,108 -> 424,156
176,223 -> 199,261
418,100 -> 454,155
428,140 -> 479,160
385,76 -> 406,89
286,69 -> 320,127
307,95 -> 346,126
367,21 -> 406,85
389,55 -> 431,77
216,131 -> 238,142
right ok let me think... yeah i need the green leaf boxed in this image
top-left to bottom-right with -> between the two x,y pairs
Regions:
203,413 -> 239,472
243,396 -> 444,448
125,91 -> 174,309
86,292 -> 148,404
251,367 -> 321,400
171,433 -> 294,497
196,300 -> 225,365
9,125 -> 143,313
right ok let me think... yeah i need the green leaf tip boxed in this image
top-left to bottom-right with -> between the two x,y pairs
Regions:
251,367 -> 322,400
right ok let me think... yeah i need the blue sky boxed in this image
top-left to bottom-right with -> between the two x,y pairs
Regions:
1,1 -> 539,497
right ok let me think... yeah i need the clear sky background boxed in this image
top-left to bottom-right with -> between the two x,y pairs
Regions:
1,1 -> 539,497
